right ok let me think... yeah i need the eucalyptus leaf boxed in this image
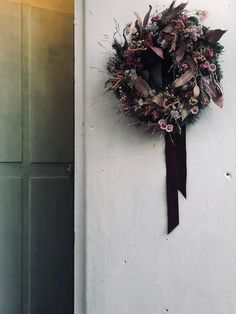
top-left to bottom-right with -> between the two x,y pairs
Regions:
131,76 -> 152,98
134,11 -> 143,32
174,59 -> 195,87
181,109 -> 189,121
205,29 -> 227,44
176,39 -> 186,63
193,84 -> 200,97
143,5 -> 152,28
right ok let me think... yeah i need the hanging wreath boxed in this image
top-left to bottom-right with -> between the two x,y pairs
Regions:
106,1 -> 225,134
106,1 -> 226,233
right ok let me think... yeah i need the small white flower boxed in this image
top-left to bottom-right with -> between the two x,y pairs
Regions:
149,89 -> 156,97
138,99 -> 144,106
171,110 -> 181,120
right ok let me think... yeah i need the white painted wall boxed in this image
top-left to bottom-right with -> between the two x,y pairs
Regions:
75,1 -> 236,313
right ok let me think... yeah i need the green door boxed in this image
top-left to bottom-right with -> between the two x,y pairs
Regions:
0,1 -> 74,313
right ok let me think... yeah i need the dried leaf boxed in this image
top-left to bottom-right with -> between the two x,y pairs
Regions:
122,26 -> 131,49
172,2 -> 188,16
162,2 -> 188,22
169,41 -> 176,52
143,5 -> 152,28
131,76 -> 152,98
165,100 -> 179,108
203,78 -> 224,108
181,109 -> 189,121
127,47 -> 147,52
193,84 -> 200,97
113,32 -> 122,47
174,59 -> 196,88
175,38 -> 186,63
124,23 -> 132,36
169,34 -> 177,52
213,78 -> 224,96
134,11 -> 143,31
209,81 -> 224,108
212,95 -> 224,108
203,80 -> 216,97
205,29 -> 227,44
149,46 -> 164,59
169,0 -> 177,10
151,94 -> 165,107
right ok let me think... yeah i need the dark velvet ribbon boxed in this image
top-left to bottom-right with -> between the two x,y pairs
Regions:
165,127 -> 187,234
148,54 -> 187,233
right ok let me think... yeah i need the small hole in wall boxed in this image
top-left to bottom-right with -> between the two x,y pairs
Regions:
89,9 -> 95,15
123,260 -> 127,264
165,309 -> 169,312
225,172 -> 232,180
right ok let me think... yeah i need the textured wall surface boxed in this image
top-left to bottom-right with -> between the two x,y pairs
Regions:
75,1 -> 236,313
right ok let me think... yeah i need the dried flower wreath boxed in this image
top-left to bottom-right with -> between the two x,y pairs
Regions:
106,1 -> 226,233
107,1 -> 225,133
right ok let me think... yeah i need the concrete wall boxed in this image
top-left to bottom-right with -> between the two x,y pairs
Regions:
75,1 -> 236,313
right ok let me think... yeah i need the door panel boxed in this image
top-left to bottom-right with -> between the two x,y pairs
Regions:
30,7 -> 74,163
30,178 -> 73,314
0,178 -> 22,314
0,1 -> 74,314
0,2 -> 22,162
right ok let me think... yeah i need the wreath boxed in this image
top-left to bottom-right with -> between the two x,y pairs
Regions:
106,1 -> 226,134
106,1 -> 226,233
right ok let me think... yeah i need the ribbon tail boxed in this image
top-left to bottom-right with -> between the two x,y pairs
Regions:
165,128 -> 187,234
165,133 -> 179,234
177,126 -> 187,198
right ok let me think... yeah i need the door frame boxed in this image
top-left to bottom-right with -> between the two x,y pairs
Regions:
74,0 -> 86,313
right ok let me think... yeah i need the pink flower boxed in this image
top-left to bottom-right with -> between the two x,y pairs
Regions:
151,15 -> 160,23
158,119 -> 167,130
158,119 -> 165,125
182,15 -> 188,22
191,106 -> 199,114
151,110 -> 159,121
176,20 -> 185,29
182,63 -> 190,71
200,60 -> 210,69
197,10 -> 209,22
166,124 -> 174,133
209,63 -> 216,72
206,48 -> 214,57
160,123 -> 167,130
144,35 -> 153,47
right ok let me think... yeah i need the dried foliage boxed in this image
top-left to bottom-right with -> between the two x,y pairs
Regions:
106,2 -> 226,133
